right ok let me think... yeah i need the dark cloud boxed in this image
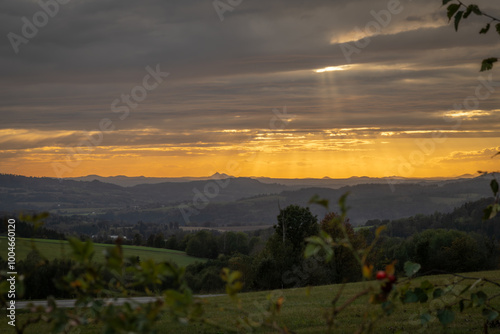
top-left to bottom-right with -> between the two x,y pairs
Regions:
0,0 -> 499,157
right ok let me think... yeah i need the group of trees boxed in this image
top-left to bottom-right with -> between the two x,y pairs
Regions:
182,196 -> 500,293
366,198 -> 500,238
3,193 -> 500,296
5,195 -> 500,296
0,216 -> 65,240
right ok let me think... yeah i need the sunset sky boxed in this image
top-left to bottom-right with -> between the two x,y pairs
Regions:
1,0 -> 499,179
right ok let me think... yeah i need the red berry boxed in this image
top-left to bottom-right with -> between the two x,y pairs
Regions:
376,271 -> 387,280
388,274 -> 397,283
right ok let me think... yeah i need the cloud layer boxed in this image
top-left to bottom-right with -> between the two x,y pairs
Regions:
1,0 -> 499,177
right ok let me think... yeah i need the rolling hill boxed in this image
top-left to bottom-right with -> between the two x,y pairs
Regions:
0,173 -> 494,226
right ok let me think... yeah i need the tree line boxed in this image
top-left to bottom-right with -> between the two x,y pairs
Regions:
3,196 -> 500,296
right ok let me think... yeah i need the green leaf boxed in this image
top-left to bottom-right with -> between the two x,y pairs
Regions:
447,4 -> 460,21
491,179 -> 499,195
497,23 -> 500,35
68,237 -> 94,263
442,0 -> 454,5
421,313 -> 432,325
471,291 -> 487,307
304,243 -> 320,258
464,4 -> 481,18
454,11 -> 464,31
420,280 -> 434,293
484,204 -> 500,220
483,308 -> 499,322
433,288 -> 444,299
308,195 -> 329,209
437,308 -> 455,326
481,58 -> 498,72
480,23 -> 490,34
484,205 -> 494,220
470,5 -> 481,15
338,192 -> 350,216
463,8 -> 471,19
404,261 -> 421,277
414,288 -> 428,303
403,291 -> 419,303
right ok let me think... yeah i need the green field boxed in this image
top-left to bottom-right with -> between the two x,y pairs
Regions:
0,237 -> 204,267
3,270 -> 500,333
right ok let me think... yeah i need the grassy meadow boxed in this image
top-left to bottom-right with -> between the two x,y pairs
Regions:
0,237 -> 204,267
3,270 -> 500,333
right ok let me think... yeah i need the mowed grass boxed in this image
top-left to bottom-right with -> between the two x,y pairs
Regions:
4,270 -> 500,333
0,237 -> 204,267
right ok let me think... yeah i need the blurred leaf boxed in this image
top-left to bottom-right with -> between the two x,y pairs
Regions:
421,313 -> 432,325
483,308 -> 499,322
385,262 -> 396,276
437,308 -> 455,326
68,237 -> 94,263
420,280 -> 434,293
403,291 -> 418,303
442,0 -> 453,5
491,179 -> 499,195
497,23 -> 500,35
362,264 -> 373,279
308,195 -> 329,209
404,261 -> 421,277
481,58 -> 498,72
454,11 -> 464,31
433,288 -> 444,299
414,288 -> 428,303
471,291 -> 488,307
304,243 -> 320,258
338,192 -> 350,215
464,4 -> 481,18
375,225 -> 386,238
480,23 -> 490,34
447,4 -> 460,20
275,296 -> 284,313
484,204 -> 500,220
470,4 -> 482,15
104,244 -> 124,272
484,206 -> 494,220
221,268 -> 243,299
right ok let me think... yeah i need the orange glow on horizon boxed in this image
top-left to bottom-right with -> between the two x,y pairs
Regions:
1,137 -> 498,179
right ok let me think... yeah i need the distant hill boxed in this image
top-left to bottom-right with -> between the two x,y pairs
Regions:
66,173 -> 233,187
252,174 -> 478,189
0,174 -> 287,211
65,173 -> 477,189
0,173 -> 492,226
153,176 -> 492,226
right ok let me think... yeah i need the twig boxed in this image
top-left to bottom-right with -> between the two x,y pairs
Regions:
333,287 -> 371,316
456,1 -> 500,22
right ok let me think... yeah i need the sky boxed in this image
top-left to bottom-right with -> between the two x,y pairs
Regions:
1,0 -> 499,179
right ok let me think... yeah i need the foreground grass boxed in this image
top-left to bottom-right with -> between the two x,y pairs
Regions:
0,237 -> 204,267
4,270 -> 500,333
